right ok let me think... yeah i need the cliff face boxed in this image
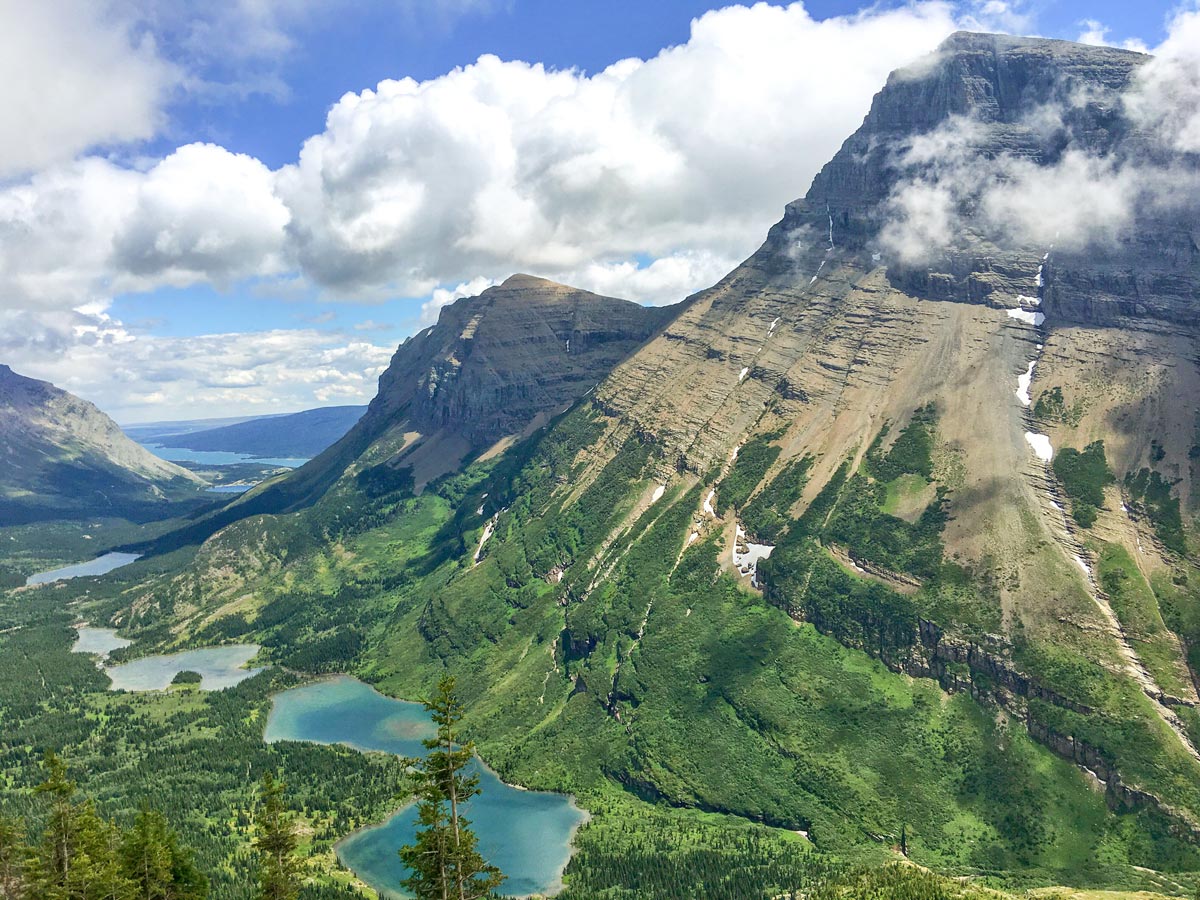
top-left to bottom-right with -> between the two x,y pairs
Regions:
0,364 -> 200,522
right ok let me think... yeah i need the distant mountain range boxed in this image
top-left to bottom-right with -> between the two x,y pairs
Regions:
0,365 -> 202,523
129,405 -> 367,460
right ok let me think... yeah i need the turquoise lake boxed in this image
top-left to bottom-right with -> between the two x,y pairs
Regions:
265,676 -> 588,898
106,644 -> 264,691
26,552 -> 142,586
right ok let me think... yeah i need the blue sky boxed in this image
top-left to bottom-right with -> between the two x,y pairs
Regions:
0,0 -> 1190,420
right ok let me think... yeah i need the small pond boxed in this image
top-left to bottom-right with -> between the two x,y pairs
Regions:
265,676 -> 587,898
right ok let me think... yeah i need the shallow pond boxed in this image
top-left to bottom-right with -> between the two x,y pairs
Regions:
106,644 -> 264,691
73,626 -> 132,660
265,676 -> 587,898
26,552 -> 142,586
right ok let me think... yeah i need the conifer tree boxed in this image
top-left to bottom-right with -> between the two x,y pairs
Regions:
399,676 -> 503,900
0,814 -> 28,899
120,806 -> 207,900
29,751 -> 133,900
253,772 -> 302,900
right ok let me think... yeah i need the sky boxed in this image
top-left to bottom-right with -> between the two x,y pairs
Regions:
0,0 -> 1192,422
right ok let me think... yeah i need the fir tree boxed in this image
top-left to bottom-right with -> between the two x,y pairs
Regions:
29,751 -> 133,900
120,806 -> 207,900
253,772 -> 302,900
399,676 -> 504,900
0,814 -> 28,900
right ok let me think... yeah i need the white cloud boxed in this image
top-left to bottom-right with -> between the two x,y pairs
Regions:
0,145 -> 288,314
0,0 -> 177,178
3,314 -> 394,422
275,2 -> 958,299
1126,6 -> 1200,154
1075,18 -> 1150,52
0,2 -> 961,331
959,0 -> 1035,34
560,250 -> 741,307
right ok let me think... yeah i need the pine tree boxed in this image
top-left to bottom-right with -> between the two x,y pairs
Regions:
0,814 -> 28,899
120,807 -> 207,900
253,773 -> 302,900
399,676 -> 504,900
29,750 -> 134,900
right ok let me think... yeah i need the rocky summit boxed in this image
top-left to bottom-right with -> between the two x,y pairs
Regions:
354,273 -> 675,480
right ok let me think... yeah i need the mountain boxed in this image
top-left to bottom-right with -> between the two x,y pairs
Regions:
144,405 -> 367,460
87,33 -> 1200,895
0,365 -> 202,523
140,275 -> 674,551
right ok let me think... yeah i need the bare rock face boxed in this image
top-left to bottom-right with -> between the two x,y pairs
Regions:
368,275 -> 675,447
586,32 -> 1200,833
0,364 -> 200,521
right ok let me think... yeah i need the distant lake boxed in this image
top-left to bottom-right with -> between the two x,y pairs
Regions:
206,484 -> 254,494
26,552 -> 142,586
265,676 -> 587,898
73,626 -> 132,660
106,644 -> 264,691
139,443 -> 308,469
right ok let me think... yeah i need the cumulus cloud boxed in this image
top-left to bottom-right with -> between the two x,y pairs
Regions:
0,0 -> 177,178
4,315 -> 394,422
0,145 -> 289,313
1,1 -> 961,323
275,2 -> 958,298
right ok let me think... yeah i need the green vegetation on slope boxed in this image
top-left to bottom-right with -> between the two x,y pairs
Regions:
1053,442 -> 1114,529
1125,468 -> 1186,554
717,431 -> 784,515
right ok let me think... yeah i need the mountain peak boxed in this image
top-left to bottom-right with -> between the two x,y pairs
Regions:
498,273 -> 560,289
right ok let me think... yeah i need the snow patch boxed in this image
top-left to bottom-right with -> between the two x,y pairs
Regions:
1017,294 -> 1041,307
733,524 -> 775,588
651,484 -> 666,503
738,367 -> 750,383
474,517 -> 497,563
688,531 -> 699,545
1025,432 -> 1053,462
703,489 -> 716,516
1007,308 -> 1046,327
1016,361 -> 1036,407
1073,554 -> 1091,577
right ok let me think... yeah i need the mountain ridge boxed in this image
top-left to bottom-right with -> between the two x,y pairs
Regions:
0,364 -> 202,523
